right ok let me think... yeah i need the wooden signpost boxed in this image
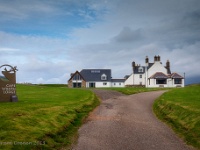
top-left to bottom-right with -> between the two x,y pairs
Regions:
0,64 -> 18,102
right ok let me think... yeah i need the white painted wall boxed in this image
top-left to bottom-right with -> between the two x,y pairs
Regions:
125,74 -> 133,85
171,79 -> 185,87
111,82 -> 125,87
125,73 -> 146,86
72,80 -> 82,83
85,81 -> 126,88
125,73 -> 147,86
133,74 -> 145,85
147,78 -> 184,88
86,82 -> 112,88
147,79 -> 169,87
147,61 -> 167,77
96,82 -> 112,88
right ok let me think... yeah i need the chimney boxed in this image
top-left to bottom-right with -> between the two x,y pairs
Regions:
145,56 -> 149,66
132,61 -> 135,72
157,55 -> 160,61
154,55 -> 161,62
166,60 -> 170,69
154,55 -> 157,62
166,60 -> 171,74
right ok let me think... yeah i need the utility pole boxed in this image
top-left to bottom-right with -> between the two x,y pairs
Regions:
184,72 -> 185,86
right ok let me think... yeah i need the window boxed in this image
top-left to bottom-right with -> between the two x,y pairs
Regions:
89,83 -> 95,88
140,74 -> 142,78
91,70 -> 100,73
156,79 -> 166,84
103,82 -> 107,85
119,83 -> 121,85
138,67 -> 143,72
73,83 -> 81,88
174,79 -> 182,84
73,74 -> 81,80
101,74 -> 107,80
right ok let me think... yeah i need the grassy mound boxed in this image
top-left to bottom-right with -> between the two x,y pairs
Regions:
153,84 -> 200,149
0,84 -> 99,150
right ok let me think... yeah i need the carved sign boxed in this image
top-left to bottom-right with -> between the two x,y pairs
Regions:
0,64 -> 18,102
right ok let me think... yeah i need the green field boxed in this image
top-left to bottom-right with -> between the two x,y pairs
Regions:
0,84 -> 99,150
153,84 -> 200,149
1,84 -> 199,149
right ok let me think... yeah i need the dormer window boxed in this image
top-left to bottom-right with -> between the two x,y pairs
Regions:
138,67 -> 143,72
101,74 -> 107,80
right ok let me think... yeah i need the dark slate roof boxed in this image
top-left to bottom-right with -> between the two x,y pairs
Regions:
80,69 -> 112,82
171,73 -> 184,79
147,63 -> 154,69
124,75 -> 130,79
149,72 -> 169,79
111,79 -> 125,82
133,66 -> 145,74
133,63 -> 154,74
133,63 -> 171,75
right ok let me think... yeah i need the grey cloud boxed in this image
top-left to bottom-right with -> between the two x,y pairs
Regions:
180,10 -> 200,31
112,27 -> 144,43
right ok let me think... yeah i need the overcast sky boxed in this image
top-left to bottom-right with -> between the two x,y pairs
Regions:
0,0 -> 200,84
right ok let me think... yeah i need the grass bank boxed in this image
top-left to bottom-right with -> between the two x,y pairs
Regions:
153,84 -> 200,149
0,84 -> 99,150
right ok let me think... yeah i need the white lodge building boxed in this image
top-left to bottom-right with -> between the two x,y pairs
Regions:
68,69 -> 125,88
125,55 -> 185,87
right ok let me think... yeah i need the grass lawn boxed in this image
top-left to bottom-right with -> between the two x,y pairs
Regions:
99,87 -> 170,95
0,84 -> 99,150
153,84 -> 200,149
1,84 -> 198,149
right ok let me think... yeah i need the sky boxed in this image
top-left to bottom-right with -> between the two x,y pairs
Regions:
0,0 -> 200,84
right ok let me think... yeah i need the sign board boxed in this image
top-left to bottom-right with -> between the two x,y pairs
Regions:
0,64 -> 18,102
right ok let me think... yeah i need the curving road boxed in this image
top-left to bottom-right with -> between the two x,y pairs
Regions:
72,90 -> 194,150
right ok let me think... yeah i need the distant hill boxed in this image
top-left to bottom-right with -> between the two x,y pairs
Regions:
185,75 -> 200,85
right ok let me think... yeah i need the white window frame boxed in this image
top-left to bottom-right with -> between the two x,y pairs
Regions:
101,74 -> 107,80
138,67 -> 143,72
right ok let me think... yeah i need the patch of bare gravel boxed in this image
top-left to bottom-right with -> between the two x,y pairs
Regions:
92,89 -> 125,101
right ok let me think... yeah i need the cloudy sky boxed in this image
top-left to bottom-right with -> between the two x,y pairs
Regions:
0,0 -> 200,84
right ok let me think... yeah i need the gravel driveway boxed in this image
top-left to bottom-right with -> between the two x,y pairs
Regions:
72,90 -> 194,150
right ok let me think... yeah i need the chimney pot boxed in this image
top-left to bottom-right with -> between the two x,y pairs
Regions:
132,61 -> 136,72
166,60 -> 170,68
154,55 -> 157,62
145,56 -> 149,64
132,61 -> 135,67
158,55 -> 160,61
